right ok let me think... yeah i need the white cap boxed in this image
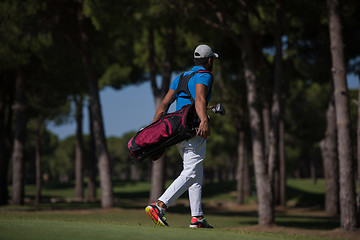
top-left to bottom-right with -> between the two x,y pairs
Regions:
194,44 -> 219,59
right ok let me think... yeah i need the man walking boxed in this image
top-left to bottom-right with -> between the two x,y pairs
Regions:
145,44 -> 218,228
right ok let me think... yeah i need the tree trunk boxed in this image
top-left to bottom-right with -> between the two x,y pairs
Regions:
244,56 -> 274,225
236,123 -> 251,205
310,157 -> 317,185
268,0 -> 283,207
148,26 -> 174,203
130,162 -> 140,181
256,30 -> 270,162
87,104 -> 97,201
262,92 -> 270,160
320,94 -> 339,216
74,95 -> 84,201
34,120 -> 42,204
12,68 -> 27,205
240,3 -> 274,225
279,101 -> 286,207
0,74 -> 13,205
77,6 -> 113,208
86,62 -> 113,208
327,0 -> 357,230
149,129 -> 166,202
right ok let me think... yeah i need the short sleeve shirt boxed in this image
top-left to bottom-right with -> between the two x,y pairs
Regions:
170,66 -> 213,111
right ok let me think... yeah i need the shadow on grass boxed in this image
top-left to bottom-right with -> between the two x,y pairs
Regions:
275,214 -> 339,230
286,186 -> 325,208
42,182 -> 75,189
202,181 -> 237,198
169,204 -> 339,230
114,191 -> 149,199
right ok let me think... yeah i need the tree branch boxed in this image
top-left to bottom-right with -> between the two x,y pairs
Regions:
197,15 -> 243,50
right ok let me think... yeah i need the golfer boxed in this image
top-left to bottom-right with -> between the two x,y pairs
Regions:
145,44 -> 218,228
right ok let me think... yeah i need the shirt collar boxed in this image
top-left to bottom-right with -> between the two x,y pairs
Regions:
191,66 -> 206,71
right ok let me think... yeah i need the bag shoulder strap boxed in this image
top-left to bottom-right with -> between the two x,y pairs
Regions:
166,70 -> 213,112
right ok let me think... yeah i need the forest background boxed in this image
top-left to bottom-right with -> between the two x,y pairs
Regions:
1,0 -> 360,233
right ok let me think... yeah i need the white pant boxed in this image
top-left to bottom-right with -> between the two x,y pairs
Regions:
158,136 -> 206,217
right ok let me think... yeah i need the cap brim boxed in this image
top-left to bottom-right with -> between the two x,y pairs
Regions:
213,53 -> 219,58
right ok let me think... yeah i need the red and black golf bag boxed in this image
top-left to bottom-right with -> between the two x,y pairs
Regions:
127,70 -> 213,161
127,103 -> 200,161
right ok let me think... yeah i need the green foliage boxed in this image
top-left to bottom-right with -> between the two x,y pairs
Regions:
49,136 -> 76,181
0,0 -> 52,71
23,125 -> 60,184
285,79 -> 330,177
80,0 -> 145,90
99,64 -> 133,89
107,135 -> 131,179
206,114 -> 237,174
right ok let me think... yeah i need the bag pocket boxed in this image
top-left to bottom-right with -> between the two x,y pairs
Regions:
134,120 -> 170,147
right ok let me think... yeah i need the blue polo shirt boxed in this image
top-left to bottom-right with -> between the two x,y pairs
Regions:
170,66 -> 213,111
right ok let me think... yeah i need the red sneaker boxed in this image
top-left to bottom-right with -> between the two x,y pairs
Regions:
145,203 -> 169,226
189,217 -> 213,228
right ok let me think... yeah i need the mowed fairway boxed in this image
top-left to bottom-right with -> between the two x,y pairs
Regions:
0,209 -> 262,240
0,209 -> 254,240
1,179 -> 359,240
0,208 -> 356,240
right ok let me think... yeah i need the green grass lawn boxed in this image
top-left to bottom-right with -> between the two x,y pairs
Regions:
0,208 -> 344,240
0,218 -> 327,240
1,179 -> 358,240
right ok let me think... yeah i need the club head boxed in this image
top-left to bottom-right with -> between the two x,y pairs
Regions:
212,103 -> 226,115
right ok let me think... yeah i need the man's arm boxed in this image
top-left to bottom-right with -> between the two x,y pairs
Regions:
195,84 -> 210,139
153,89 -> 176,123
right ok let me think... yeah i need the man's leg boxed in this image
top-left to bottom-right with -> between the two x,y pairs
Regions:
188,176 -> 203,217
158,136 -> 206,209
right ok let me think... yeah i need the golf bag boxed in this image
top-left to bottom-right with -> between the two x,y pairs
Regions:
127,70 -> 213,162
127,103 -> 200,161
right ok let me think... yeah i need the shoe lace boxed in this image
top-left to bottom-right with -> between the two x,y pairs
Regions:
201,219 -> 212,227
158,206 -> 166,220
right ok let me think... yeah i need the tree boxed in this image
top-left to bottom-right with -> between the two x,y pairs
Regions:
267,0 -> 283,206
33,120 -> 42,204
215,45 -> 251,203
11,69 -> 26,205
326,0 -> 357,230
0,74 -> 14,205
320,94 -> 339,216
0,0 -> 52,205
87,104 -> 97,201
52,0 -> 117,208
74,95 -> 85,200
63,0 -> 147,204
240,8 -> 274,224
77,6 -> 114,208
148,25 -> 175,202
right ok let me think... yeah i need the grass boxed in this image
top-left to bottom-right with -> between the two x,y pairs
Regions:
0,208 -> 344,240
286,179 -> 326,208
0,218 -> 325,240
1,179 -> 359,240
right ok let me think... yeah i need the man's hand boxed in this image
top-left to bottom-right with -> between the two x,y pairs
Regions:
197,118 -> 210,139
